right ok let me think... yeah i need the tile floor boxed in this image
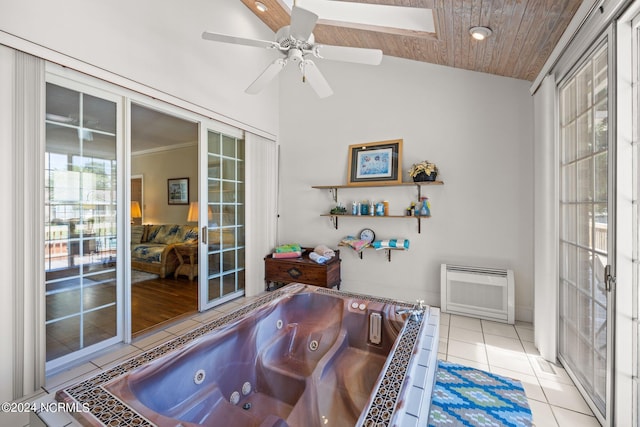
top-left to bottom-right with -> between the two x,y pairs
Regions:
439,312 -> 601,427
3,297 -> 601,427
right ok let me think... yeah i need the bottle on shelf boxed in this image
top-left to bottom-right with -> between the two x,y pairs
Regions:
420,197 -> 430,216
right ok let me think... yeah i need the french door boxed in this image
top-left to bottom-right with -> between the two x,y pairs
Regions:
558,39 -> 613,423
44,77 -> 122,370
198,123 -> 246,310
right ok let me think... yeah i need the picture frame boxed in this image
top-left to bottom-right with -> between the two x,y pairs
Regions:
347,139 -> 403,186
168,177 -> 189,205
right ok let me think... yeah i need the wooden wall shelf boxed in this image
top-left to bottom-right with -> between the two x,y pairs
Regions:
312,181 -> 443,202
320,213 -> 430,233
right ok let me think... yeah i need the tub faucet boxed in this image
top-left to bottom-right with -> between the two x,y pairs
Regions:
397,300 -> 425,321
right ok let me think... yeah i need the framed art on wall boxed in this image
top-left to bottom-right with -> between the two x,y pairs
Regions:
347,139 -> 403,186
168,177 -> 189,205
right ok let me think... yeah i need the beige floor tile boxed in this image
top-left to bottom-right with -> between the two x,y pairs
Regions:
440,312 -> 450,325
447,339 -> 488,364
484,334 -> 525,353
529,356 -> 575,385
529,399 -> 559,427
486,347 -> 535,376
522,340 -> 541,356
90,344 -> 140,368
132,330 -> 174,350
437,352 -> 447,361
214,303 -> 244,314
44,362 -> 99,393
439,325 -> 449,340
438,338 -> 448,354
191,308 -> 226,324
446,355 -> 489,371
449,326 -> 484,344
539,378 -> 594,415
164,319 -> 201,335
490,366 -> 546,403
516,326 -> 535,343
449,315 -> 482,331
551,406 -> 601,427
481,320 -> 519,339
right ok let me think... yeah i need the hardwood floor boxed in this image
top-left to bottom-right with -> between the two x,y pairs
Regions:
46,274 -> 198,361
131,275 -> 198,336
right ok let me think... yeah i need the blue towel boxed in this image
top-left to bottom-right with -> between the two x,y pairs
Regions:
372,239 -> 410,250
309,252 -> 328,264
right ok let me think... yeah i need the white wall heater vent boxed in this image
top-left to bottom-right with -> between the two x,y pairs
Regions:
440,264 -> 514,324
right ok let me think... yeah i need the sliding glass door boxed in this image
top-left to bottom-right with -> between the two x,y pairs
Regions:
45,79 -> 121,369
199,125 -> 245,310
558,40 -> 613,423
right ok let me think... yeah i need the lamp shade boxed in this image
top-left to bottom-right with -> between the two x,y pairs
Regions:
187,201 -> 199,222
187,201 -> 213,222
131,201 -> 142,219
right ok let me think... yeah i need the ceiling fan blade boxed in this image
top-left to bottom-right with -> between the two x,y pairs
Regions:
301,60 -> 333,98
313,45 -> 383,65
202,31 -> 280,50
289,6 -> 318,41
245,58 -> 288,94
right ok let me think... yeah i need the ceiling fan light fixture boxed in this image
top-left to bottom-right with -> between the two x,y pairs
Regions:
470,26 -> 492,40
255,1 -> 268,13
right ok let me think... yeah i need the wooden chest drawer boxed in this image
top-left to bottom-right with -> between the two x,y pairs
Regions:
264,249 -> 341,289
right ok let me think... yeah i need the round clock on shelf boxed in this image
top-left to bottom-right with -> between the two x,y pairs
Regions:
360,228 -> 376,243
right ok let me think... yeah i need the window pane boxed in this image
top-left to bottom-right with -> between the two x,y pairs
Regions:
222,158 -> 236,181
594,100 -> 608,152
577,112 -> 593,158
563,122 -> 577,163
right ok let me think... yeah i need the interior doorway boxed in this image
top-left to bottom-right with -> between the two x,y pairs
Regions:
129,103 -> 200,336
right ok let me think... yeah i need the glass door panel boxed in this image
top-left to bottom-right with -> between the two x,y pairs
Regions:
200,128 -> 245,310
45,82 -> 119,367
558,43 -> 611,420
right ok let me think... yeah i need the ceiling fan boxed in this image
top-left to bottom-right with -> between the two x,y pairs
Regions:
202,6 -> 383,98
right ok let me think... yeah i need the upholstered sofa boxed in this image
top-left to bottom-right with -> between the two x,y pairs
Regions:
131,224 -> 198,278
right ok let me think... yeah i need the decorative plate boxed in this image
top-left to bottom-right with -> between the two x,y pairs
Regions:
360,228 -> 375,243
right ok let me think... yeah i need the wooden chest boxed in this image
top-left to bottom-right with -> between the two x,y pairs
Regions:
264,249 -> 341,290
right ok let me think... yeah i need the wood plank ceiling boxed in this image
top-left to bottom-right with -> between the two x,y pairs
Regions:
239,0 -> 583,81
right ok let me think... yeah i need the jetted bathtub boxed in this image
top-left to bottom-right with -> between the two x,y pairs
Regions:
56,284 -> 440,427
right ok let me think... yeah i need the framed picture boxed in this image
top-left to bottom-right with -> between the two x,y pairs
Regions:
347,139 -> 403,186
168,177 -> 189,205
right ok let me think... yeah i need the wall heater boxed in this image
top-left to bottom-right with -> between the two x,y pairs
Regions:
440,264 -> 515,324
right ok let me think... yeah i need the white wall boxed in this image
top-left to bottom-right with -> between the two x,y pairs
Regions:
278,56 -> 535,321
0,0 -> 278,135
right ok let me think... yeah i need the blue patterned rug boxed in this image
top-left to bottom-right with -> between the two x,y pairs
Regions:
428,361 -> 533,427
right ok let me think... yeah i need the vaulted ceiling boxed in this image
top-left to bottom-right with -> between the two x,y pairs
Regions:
240,0 -> 583,81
